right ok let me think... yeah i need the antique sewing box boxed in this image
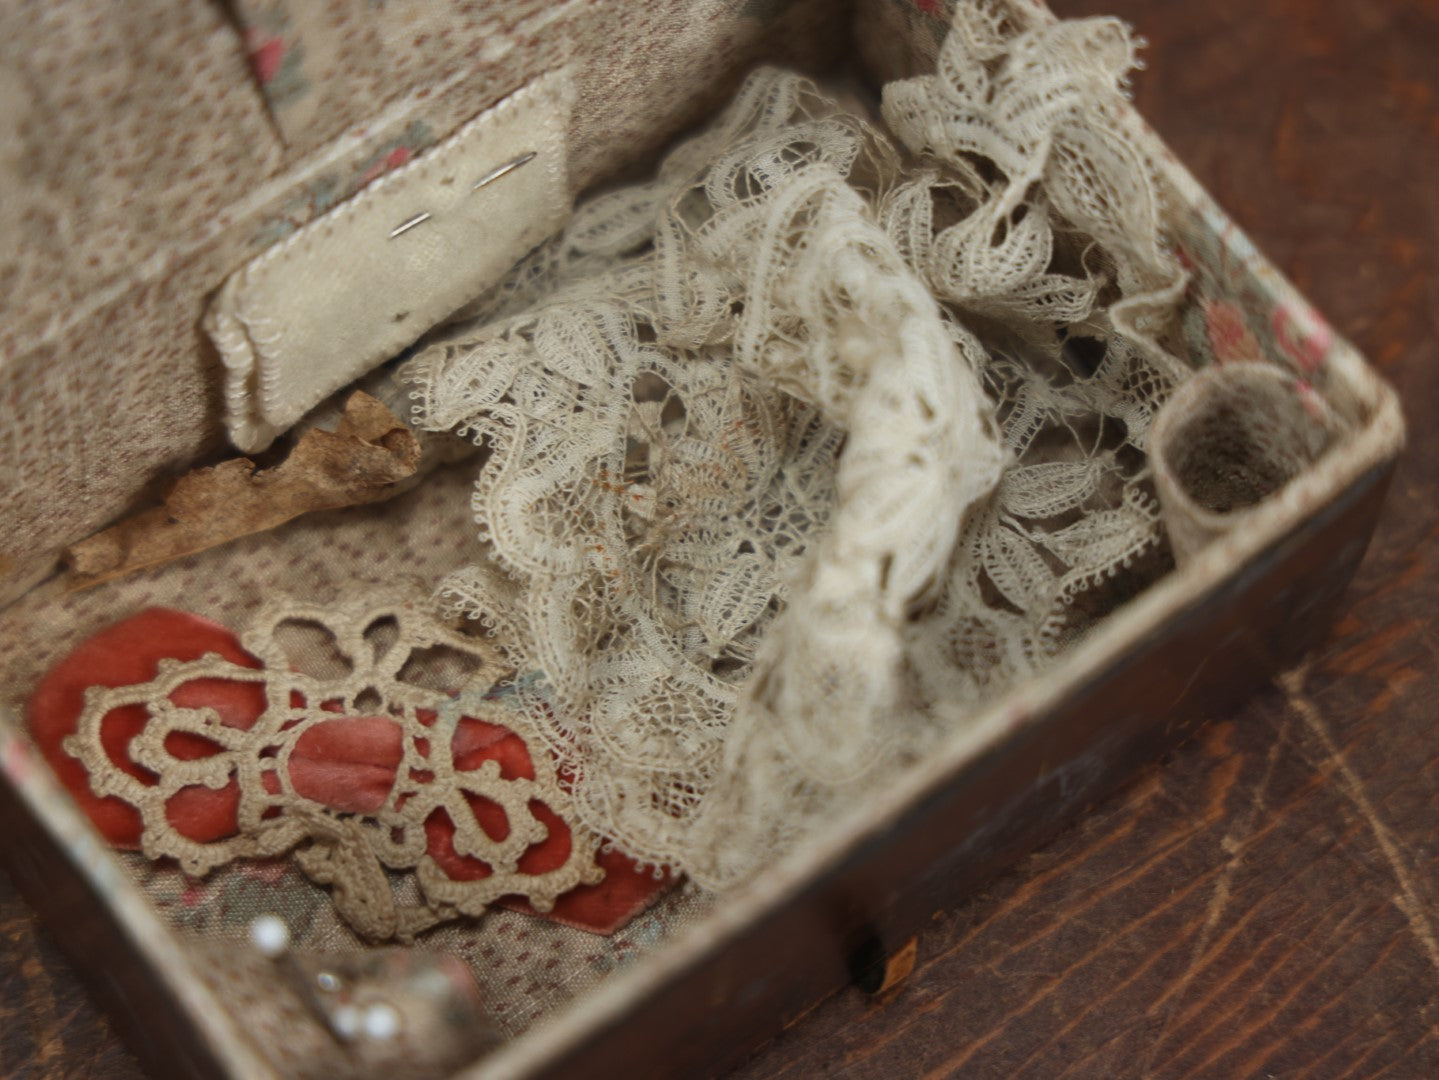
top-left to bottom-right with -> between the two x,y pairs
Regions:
0,1 -> 1403,1077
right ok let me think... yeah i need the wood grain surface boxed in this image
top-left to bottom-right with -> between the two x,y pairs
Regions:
3,1 -> 1436,1077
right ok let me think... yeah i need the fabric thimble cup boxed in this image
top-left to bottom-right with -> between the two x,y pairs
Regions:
1150,362 -> 1344,565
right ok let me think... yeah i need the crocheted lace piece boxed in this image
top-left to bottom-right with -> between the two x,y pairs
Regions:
402,0 -> 1186,888
63,597 -> 604,940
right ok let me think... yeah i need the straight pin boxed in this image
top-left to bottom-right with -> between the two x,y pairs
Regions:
386,149 -> 536,239
385,212 -> 428,240
472,150 -> 537,191
388,211 -> 432,239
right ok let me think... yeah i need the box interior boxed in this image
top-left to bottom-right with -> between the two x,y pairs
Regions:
0,2 -> 1401,1077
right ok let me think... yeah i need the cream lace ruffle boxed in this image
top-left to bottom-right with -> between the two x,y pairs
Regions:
402,0 -> 1187,889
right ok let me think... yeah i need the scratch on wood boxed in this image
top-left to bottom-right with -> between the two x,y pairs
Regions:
1134,715 -> 1290,1080
1279,663 -> 1439,975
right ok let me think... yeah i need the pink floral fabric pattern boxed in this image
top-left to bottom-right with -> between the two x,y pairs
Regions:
243,8 -> 309,110
254,121 -> 435,246
1177,205 -> 1340,387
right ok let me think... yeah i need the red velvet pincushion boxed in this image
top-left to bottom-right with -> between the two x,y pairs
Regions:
28,608 -> 668,934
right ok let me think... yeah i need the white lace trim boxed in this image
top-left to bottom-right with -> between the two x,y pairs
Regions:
402,1 -> 1187,888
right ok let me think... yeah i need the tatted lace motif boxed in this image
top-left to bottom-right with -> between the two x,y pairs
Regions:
402,1 -> 1187,888
63,597 -> 604,940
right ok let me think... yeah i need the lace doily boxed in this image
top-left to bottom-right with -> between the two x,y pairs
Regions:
402,0 -> 1189,888
62,597 -> 606,940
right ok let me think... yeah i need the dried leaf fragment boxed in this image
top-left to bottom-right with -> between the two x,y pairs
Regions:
65,391 -> 421,589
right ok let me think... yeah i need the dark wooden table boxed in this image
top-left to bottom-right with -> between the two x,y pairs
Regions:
4,1 -> 1436,1076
